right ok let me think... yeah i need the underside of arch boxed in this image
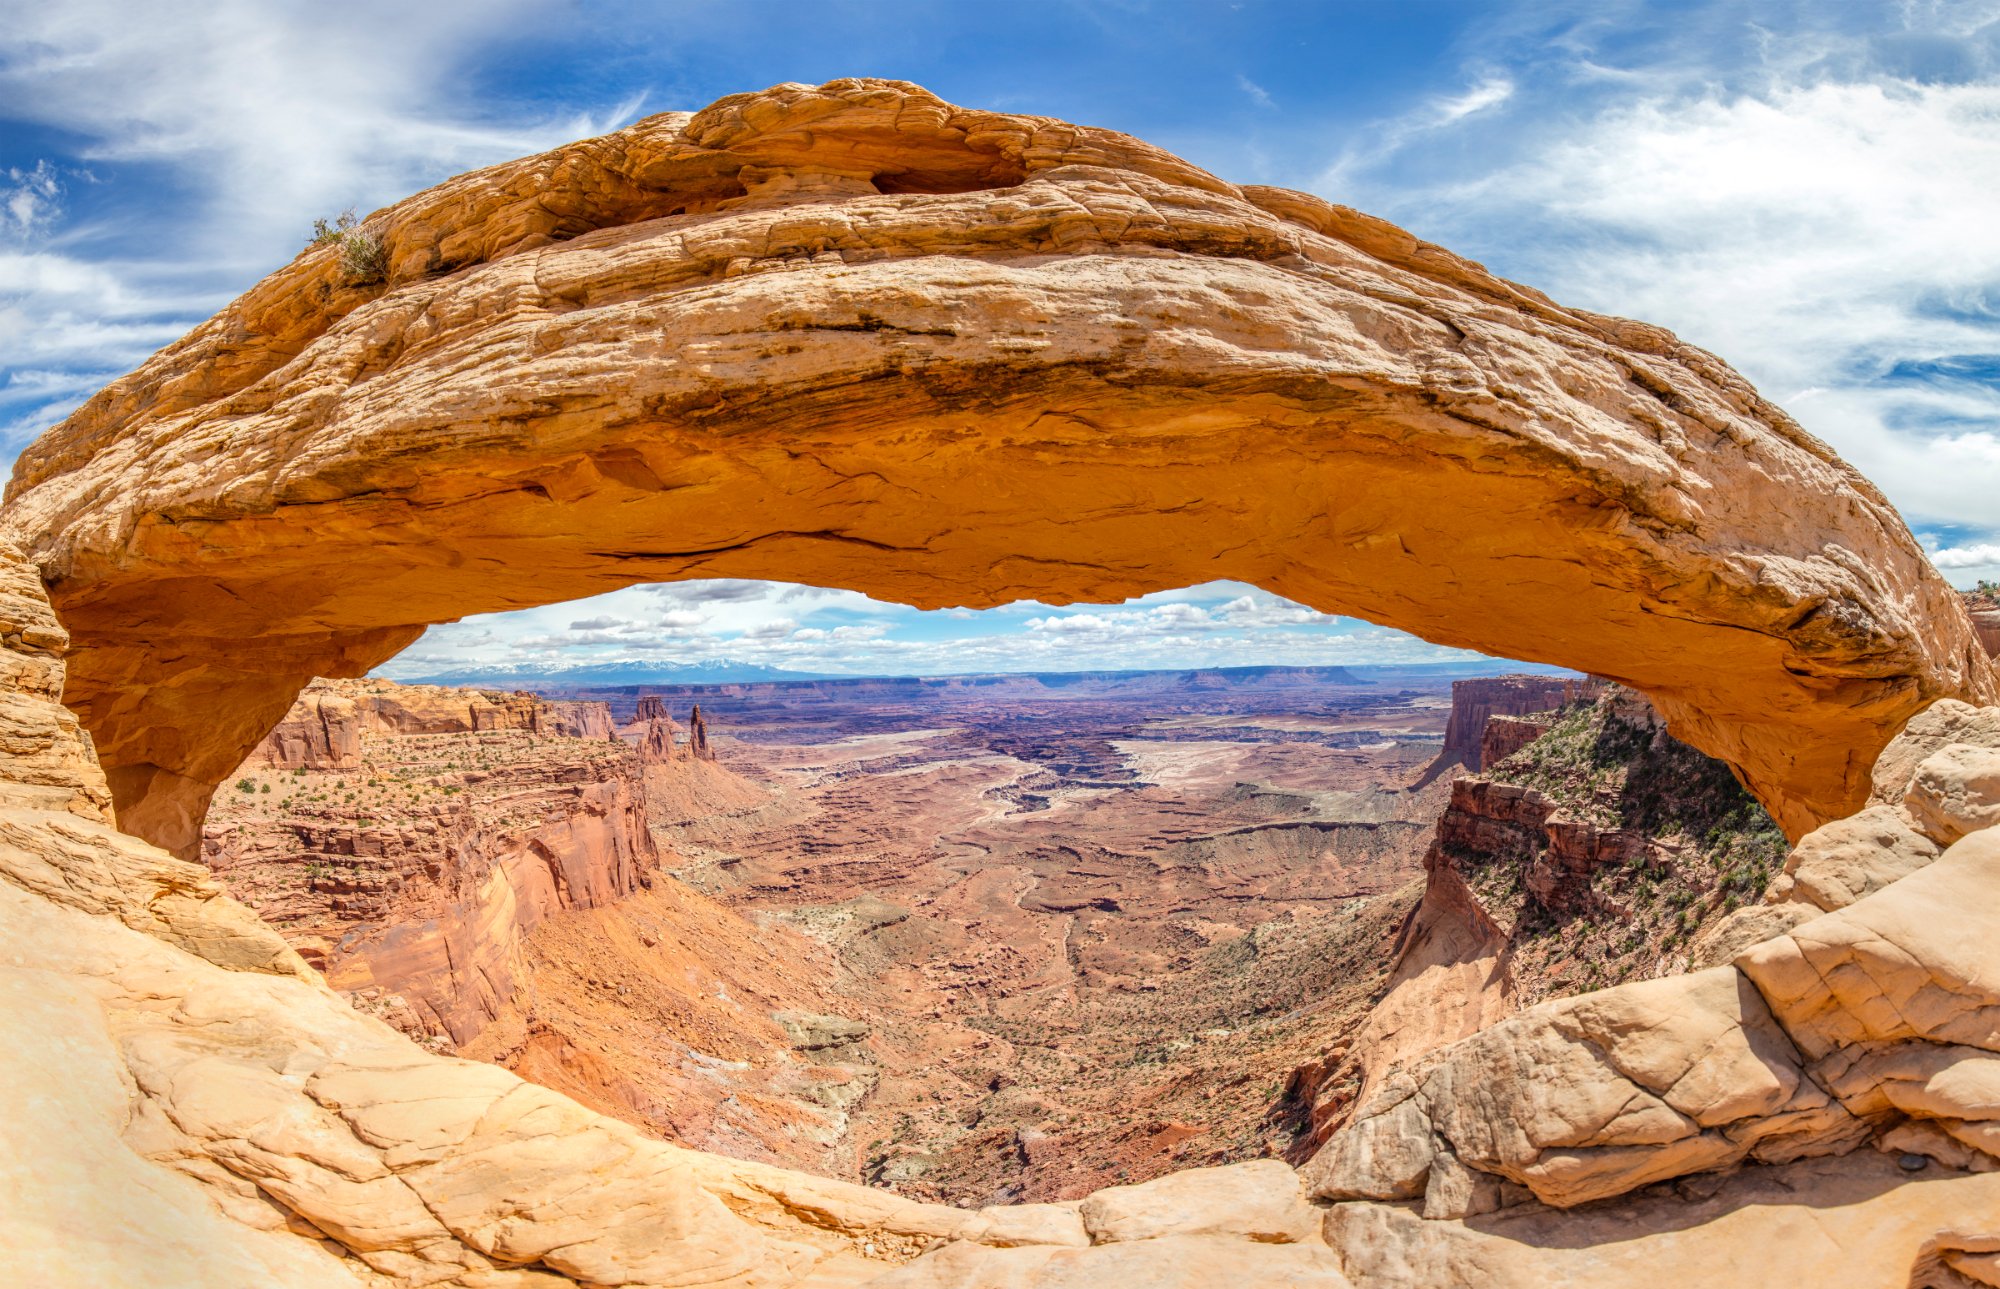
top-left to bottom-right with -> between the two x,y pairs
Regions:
4,78 -> 1992,859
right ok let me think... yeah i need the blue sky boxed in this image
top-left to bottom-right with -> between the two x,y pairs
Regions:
3,1 -> 1996,678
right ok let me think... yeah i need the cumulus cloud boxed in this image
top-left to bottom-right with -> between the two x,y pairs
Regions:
373,579 -> 1483,680
1,163 -> 63,238
645,580 -> 771,604
1933,543 -> 2000,569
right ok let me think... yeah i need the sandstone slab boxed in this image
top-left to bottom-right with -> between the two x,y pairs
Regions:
1764,803 -> 1939,912
1905,744 -> 2000,846
1076,1159 -> 1320,1245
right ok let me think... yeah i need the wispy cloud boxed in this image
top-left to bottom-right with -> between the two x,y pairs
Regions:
1432,76 -> 1514,124
0,0 -> 647,451
1324,6 -> 2000,584
1319,74 -> 1517,187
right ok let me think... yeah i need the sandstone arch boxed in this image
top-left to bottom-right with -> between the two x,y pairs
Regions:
4,78 -> 1992,859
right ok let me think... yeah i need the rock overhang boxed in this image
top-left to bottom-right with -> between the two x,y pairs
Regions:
1,76 -> 1992,859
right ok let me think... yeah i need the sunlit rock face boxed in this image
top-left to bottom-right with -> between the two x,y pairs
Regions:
4,77 -> 1991,859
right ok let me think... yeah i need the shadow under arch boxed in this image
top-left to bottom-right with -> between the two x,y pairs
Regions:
2,78 -> 1991,859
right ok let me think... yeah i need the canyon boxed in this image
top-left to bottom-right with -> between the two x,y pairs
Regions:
189,661 -> 1909,1227
199,665 -> 1486,1201
5,76 -> 2000,1289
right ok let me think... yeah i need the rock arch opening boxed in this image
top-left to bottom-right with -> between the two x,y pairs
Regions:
3,75 -> 1991,866
196,582 -> 1592,1202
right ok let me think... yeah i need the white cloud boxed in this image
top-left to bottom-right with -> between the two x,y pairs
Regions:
1346,68 -> 2000,553
0,2 -> 638,255
2,163 -> 62,237
1433,77 -> 1514,124
646,580 -> 771,604
1933,543 -> 2000,569
371,578 -> 1485,680
0,2 -> 645,452
1320,75 -> 1519,187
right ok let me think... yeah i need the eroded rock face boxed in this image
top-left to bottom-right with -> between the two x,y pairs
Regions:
1966,589 -> 2000,660
1311,700 -> 2000,1231
4,78 -> 1991,858
203,678 -> 657,1048
1433,676 -> 1602,774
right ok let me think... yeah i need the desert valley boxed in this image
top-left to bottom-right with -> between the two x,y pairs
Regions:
197,654 -> 1800,1214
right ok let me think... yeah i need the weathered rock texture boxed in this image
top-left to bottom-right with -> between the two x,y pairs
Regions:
205,678 -> 656,1048
206,681 -> 898,1180
4,79 -> 1992,858
1310,697 -> 2000,1240
1291,686 -> 1788,1154
257,679 -> 615,772
1966,588 -> 2000,660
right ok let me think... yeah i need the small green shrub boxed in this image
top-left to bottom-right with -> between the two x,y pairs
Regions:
235,777 -> 255,794
308,208 -> 387,286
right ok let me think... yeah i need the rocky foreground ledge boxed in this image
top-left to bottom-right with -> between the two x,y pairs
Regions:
5,566 -> 2000,1284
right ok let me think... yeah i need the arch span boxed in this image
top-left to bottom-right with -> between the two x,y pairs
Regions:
5,79 -> 1991,859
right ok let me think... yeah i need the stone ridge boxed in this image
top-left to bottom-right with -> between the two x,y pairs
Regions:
3,77 -> 1991,860
256,676 -> 617,771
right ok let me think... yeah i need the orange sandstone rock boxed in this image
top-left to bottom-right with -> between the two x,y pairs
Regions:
2,78 -> 1990,859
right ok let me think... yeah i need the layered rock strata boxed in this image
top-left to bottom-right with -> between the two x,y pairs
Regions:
204,679 -> 655,1048
1310,696 -> 2000,1235
1291,687 -> 1788,1152
5,79 -> 1993,858
6,541 -> 2000,1281
3,537 -> 1369,1285
1432,675 -> 1603,774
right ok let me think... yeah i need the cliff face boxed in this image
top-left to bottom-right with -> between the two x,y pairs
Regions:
1312,699 -> 2000,1254
1432,675 -> 1605,773
1292,686 -> 1789,1152
1427,688 -> 1787,1001
258,678 -> 616,771
1967,588 -> 2000,660
204,679 -> 878,1179
204,679 -> 655,1048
